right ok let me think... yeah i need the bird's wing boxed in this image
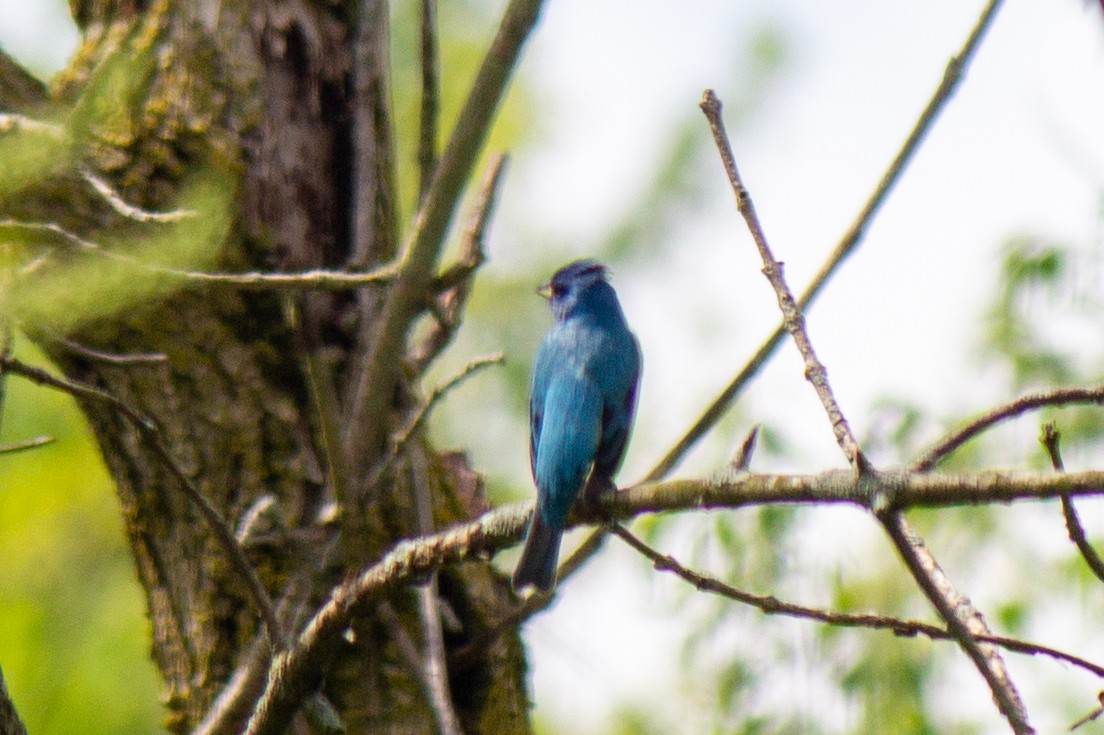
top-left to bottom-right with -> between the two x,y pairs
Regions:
529,335 -> 557,477
593,332 -> 642,481
533,371 -> 603,527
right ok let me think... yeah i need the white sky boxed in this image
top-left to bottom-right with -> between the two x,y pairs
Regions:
2,1 -> 1103,733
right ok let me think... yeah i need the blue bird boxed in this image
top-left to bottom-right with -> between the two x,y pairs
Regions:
513,260 -> 641,593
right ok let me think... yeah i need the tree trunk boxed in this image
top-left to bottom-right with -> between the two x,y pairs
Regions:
2,1 -> 530,732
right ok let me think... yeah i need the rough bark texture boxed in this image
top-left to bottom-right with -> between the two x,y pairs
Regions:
1,1 -> 530,732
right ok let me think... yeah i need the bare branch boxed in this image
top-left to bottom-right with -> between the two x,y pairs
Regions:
1,218 -> 399,290
0,356 -> 286,650
244,459 -> 1104,734
0,219 -> 100,253
1070,691 -> 1104,732
98,256 -> 397,291
880,512 -> 1033,734
647,0 -> 1005,481
369,353 -> 504,490
1040,423 -> 1104,586
913,384 -> 1104,471
700,89 -> 867,472
609,524 -> 1104,679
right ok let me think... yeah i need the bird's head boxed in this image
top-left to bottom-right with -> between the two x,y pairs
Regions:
538,260 -> 613,322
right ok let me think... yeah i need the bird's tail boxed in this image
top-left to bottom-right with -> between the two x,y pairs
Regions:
512,509 -> 563,593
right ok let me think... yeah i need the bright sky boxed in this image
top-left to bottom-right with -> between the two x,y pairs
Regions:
1,0 -> 1102,732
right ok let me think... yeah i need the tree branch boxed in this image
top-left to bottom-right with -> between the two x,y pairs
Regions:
241,463 -> 1104,732
1040,423 -> 1104,586
913,384 -> 1104,471
700,30 -> 1027,727
243,503 -> 528,735
700,89 -> 867,472
343,0 -> 544,477
879,511 -> 1033,733
647,0 -> 1005,481
608,524 -> 1104,680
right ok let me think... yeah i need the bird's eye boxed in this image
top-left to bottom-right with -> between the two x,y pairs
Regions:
551,284 -> 566,298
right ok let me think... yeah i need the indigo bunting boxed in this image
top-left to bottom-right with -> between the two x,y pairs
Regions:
512,260 -> 641,593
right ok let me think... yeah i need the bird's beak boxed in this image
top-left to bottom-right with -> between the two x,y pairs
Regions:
536,281 -> 552,300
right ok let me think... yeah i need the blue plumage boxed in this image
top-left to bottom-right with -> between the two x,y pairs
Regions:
512,260 -> 641,593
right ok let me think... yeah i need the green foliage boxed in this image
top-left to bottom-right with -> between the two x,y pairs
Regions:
984,237 -> 1076,387
10,169 -> 234,333
0,121 -> 73,200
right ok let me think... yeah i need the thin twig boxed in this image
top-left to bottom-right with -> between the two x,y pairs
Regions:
0,219 -> 399,289
50,334 -> 168,365
913,385 -> 1104,471
880,512 -> 1033,734
1070,691 -> 1104,732
0,356 -> 286,650
699,89 -> 868,472
1040,423 -> 1104,586
81,170 -> 196,223
730,424 -> 760,471
369,353 -> 504,489
418,0 -> 440,202
343,0 -> 544,478
647,0 -> 1005,481
609,524 -> 1104,678
0,435 -> 54,455
702,83 -> 1029,733
132,263 -> 399,290
0,219 -> 100,252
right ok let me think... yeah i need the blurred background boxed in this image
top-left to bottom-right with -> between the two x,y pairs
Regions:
1,0 -> 1102,733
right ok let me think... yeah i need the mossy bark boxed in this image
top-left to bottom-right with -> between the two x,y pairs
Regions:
1,1 -> 530,732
